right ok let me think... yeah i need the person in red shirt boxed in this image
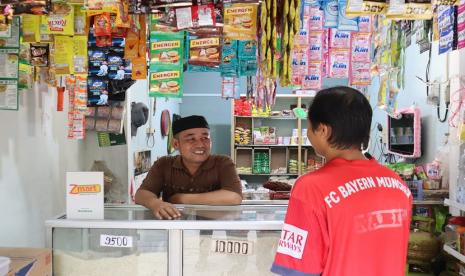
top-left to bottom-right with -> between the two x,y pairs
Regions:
271,86 -> 412,276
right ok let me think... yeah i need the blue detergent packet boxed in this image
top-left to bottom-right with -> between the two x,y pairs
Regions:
338,0 -> 359,32
323,0 -> 338,28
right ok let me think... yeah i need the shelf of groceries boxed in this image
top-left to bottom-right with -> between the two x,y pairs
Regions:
444,198 -> 465,211
442,199 -> 465,264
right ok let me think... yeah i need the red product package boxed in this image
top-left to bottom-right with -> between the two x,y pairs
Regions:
96,36 -> 112,47
94,13 -> 111,37
192,4 -> 216,28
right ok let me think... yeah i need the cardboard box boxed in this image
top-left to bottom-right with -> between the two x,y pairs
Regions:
0,247 -> 51,276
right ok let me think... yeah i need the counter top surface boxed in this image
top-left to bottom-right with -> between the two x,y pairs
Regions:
46,204 -> 288,230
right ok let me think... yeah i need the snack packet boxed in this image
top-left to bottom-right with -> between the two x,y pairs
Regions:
192,4 -> 216,28
40,3 -> 75,35
150,31 -> 184,68
220,39 -> 238,77
223,3 -> 258,40
21,14 -> 41,42
132,57 -> 147,79
73,36 -> 88,74
458,3 -> 465,49
53,35 -> 74,75
188,28 -> 221,67
30,43 -> 49,67
94,13 -> 112,36
149,65 -> 183,98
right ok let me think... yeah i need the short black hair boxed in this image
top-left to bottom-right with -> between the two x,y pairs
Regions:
308,86 -> 372,150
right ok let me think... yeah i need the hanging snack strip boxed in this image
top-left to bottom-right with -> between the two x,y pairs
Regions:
259,0 -> 278,78
458,2 -> 465,50
66,75 -> 87,140
149,31 -> 184,97
279,0 -> 300,87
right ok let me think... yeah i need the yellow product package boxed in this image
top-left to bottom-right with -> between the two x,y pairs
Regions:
41,3 -> 75,35
346,0 -> 387,15
115,0 -> 131,28
73,36 -> 88,74
224,3 -> 258,41
53,36 -> 74,75
22,14 -> 41,43
386,0 -> 406,18
432,0 -> 459,5
403,1 -> 433,20
84,0 -> 119,13
74,5 -> 87,35
18,62 -> 34,90
386,0 -> 432,19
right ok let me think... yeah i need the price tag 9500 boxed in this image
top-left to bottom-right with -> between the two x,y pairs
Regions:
100,234 -> 133,248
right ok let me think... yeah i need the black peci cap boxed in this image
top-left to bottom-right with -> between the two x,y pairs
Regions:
172,115 -> 209,136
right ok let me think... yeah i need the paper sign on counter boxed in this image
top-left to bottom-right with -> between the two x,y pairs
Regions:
66,172 -> 104,219
211,239 -> 254,256
100,234 -> 133,248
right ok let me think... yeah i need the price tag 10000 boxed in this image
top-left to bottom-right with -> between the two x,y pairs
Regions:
100,234 -> 133,248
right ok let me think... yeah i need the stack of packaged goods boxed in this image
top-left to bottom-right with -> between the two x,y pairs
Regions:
253,152 -> 270,174
288,159 -> 305,174
236,167 -> 252,174
234,127 -> 251,145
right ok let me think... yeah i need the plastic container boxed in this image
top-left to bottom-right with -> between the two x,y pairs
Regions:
0,256 -> 10,276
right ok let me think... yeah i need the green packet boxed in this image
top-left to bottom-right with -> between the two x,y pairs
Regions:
18,62 -> 33,90
293,107 -> 307,119
149,31 -> 184,68
149,65 -> 183,98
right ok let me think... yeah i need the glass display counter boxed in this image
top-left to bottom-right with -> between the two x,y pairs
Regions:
45,205 -> 287,276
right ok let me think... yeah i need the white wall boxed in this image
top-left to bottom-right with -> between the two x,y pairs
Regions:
128,80 -> 180,202
447,48 -> 465,214
0,83 -> 84,247
368,42 -> 450,163
0,78 -> 181,247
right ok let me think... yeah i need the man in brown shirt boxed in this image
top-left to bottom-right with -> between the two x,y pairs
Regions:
135,115 -> 242,220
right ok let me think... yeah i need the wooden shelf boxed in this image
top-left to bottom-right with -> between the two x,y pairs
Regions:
444,198 -> 465,212
232,95 -> 317,177
412,200 -> 444,205
239,173 -> 298,176
235,144 -> 312,148
238,93 -> 315,98
443,244 -> 465,263
235,116 -> 298,120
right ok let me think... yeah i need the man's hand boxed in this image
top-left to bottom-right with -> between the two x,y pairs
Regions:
151,201 -> 181,220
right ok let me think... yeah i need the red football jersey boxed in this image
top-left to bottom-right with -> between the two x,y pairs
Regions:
271,158 -> 412,276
